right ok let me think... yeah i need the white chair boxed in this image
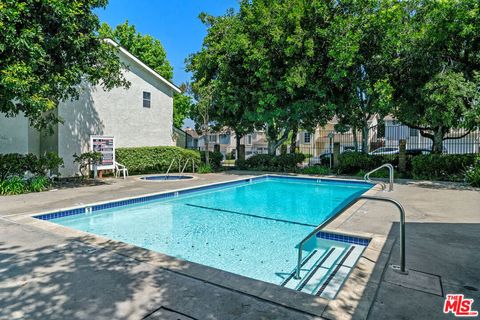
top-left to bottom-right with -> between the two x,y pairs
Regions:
115,161 -> 128,179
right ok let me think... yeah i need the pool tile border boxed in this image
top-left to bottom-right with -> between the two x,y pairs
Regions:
33,174 -> 373,221
317,231 -> 370,246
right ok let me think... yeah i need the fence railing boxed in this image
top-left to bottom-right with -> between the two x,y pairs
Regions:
296,125 -> 480,166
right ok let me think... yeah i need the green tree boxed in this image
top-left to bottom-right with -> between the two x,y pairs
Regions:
187,12 -> 256,158
0,0 -> 128,130
324,0 -> 398,153
99,21 -> 173,80
173,92 -> 193,128
188,1 -> 335,155
189,82 -> 214,165
387,0 -> 480,153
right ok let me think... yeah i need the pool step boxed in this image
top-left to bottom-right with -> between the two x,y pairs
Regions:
281,244 -> 364,299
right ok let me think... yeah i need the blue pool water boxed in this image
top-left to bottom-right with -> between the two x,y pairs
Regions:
51,177 -> 370,285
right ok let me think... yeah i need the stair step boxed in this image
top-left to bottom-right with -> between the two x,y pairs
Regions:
281,243 -> 364,298
298,246 -> 347,293
281,249 -> 321,289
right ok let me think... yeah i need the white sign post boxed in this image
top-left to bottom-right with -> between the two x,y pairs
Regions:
90,136 -> 115,176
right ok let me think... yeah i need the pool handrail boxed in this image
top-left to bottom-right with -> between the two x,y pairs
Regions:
181,158 -> 195,175
294,195 -> 406,279
167,158 -> 195,177
364,163 -> 394,192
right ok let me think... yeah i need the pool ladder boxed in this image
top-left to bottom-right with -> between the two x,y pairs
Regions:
364,163 -> 394,192
294,195 -> 407,280
166,158 -> 196,177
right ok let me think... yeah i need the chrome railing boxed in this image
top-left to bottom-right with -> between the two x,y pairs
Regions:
181,158 -> 195,175
364,163 -> 394,192
294,195 -> 407,279
167,158 -> 196,176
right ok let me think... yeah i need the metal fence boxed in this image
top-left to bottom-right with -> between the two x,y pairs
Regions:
296,124 -> 480,166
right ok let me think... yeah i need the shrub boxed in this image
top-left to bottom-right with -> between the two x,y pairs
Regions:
301,166 -> 330,175
0,153 -> 64,180
200,151 -> 223,170
273,153 -> 306,171
0,153 -> 25,180
246,154 -> 275,170
0,177 -> 27,195
237,153 -> 305,172
337,152 -> 384,174
464,155 -> 480,187
28,176 -> 50,192
197,164 -> 213,174
73,151 -> 102,177
235,159 -> 248,170
116,146 -> 201,175
412,154 -> 476,181
464,165 -> 480,187
34,152 -> 64,176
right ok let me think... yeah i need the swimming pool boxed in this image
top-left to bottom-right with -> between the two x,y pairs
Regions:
37,176 -> 372,299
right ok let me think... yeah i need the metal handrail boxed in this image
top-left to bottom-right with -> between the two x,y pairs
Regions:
364,163 -> 394,192
168,158 -> 196,176
181,159 -> 195,175
294,195 -> 406,279
165,158 -> 177,177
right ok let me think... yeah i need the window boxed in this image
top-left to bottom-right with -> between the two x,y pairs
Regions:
304,132 -> 311,144
246,134 -> 252,145
209,134 -> 217,143
143,91 -> 151,108
220,134 -> 230,144
409,127 -> 419,137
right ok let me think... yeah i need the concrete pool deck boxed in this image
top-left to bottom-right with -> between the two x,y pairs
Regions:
0,172 -> 479,319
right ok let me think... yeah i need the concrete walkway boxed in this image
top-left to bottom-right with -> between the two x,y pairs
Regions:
0,172 -> 479,319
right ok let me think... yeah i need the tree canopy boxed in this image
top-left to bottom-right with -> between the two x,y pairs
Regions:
0,0 -> 128,130
189,0 -> 480,154
99,20 -> 173,81
188,1 -> 336,154
386,0 -> 480,152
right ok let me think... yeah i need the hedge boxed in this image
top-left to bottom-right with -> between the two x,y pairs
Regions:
200,151 -> 223,170
336,152 -> 385,174
412,154 -> 476,181
115,146 -> 201,175
236,153 -> 305,172
0,152 -> 63,180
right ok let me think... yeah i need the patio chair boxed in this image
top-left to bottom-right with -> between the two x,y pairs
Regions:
115,161 -> 128,179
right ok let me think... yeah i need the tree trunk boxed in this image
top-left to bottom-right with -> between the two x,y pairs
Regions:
352,126 -> 359,152
204,134 -> 210,165
361,121 -> 369,153
235,133 -> 242,159
290,123 -> 298,154
432,127 -> 444,154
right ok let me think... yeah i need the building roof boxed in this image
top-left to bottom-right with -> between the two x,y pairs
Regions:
104,38 -> 181,94
184,128 -> 200,139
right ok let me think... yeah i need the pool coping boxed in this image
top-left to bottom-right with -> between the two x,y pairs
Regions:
138,174 -> 198,182
5,174 -> 392,319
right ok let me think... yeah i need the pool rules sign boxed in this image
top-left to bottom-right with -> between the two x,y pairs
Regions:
90,135 -> 115,170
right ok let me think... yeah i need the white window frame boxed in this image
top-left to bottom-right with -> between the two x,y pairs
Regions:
143,91 -> 151,108
303,132 -> 311,144
246,134 -> 252,145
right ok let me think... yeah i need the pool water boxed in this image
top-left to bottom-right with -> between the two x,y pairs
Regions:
51,177 -> 370,286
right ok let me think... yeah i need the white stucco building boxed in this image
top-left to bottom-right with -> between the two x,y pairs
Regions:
0,39 -> 180,176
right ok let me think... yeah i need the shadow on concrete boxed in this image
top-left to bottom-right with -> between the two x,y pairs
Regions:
348,222 -> 480,319
0,225 -> 319,320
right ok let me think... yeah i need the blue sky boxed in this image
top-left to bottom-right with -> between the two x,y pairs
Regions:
96,0 -> 239,86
